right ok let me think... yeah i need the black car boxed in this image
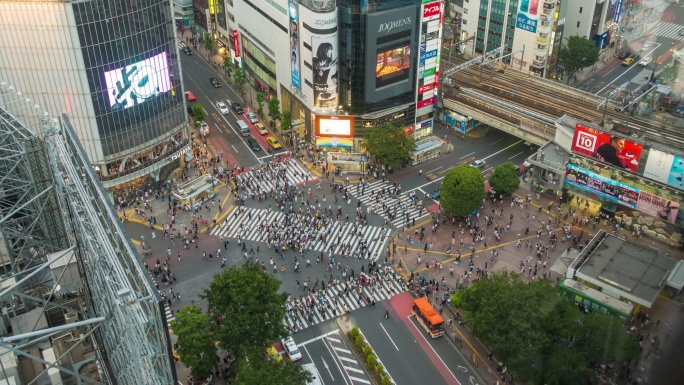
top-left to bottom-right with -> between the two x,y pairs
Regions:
210,77 -> 221,88
181,46 -> 193,56
187,106 -> 194,116
247,137 -> 261,152
618,51 -> 630,59
232,103 -> 243,114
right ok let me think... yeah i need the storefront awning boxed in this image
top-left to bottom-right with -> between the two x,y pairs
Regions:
411,137 -> 443,155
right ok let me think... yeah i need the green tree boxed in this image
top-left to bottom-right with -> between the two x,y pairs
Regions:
488,161 -> 520,195
539,348 -> 592,385
281,110 -> 292,132
199,260 -> 289,361
170,306 -> 216,381
572,311 -> 640,364
223,56 -> 233,83
203,32 -> 214,59
191,103 -> 206,128
255,92 -> 265,117
234,358 -> 312,385
233,69 -> 246,97
362,124 -> 416,171
268,98 -> 281,129
440,165 -> 484,217
558,35 -> 600,83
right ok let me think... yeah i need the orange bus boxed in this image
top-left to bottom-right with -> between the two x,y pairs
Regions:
412,297 -> 444,338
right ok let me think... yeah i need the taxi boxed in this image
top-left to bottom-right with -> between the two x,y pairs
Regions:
621,57 -> 635,66
266,136 -> 281,150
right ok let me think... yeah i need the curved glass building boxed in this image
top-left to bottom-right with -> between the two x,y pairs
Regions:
0,0 -> 189,195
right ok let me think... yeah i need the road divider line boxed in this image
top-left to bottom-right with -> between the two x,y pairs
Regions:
379,323 -> 399,351
482,140 -> 522,161
407,316 -> 461,384
489,138 -> 504,145
508,151 -> 522,159
459,152 -> 475,159
297,329 -> 339,347
427,165 -> 444,173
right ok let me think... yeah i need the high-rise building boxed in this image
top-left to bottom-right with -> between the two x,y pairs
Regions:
0,0 -> 191,198
209,0 -> 445,170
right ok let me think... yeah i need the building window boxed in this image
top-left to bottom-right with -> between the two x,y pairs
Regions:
227,12 -> 234,22
577,21 -> 580,28
463,8 -> 468,14
579,7 -> 582,13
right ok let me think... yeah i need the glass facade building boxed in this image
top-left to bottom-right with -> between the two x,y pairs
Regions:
0,0 -> 189,192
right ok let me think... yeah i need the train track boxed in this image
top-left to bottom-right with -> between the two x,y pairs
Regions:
442,59 -> 684,148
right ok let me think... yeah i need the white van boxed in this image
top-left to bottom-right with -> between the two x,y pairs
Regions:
237,120 -> 250,137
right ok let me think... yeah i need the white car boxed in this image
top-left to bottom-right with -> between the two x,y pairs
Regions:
217,101 -> 230,115
281,336 -> 302,361
469,159 -> 486,168
639,57 -> 652,67
246,111 -> 258,124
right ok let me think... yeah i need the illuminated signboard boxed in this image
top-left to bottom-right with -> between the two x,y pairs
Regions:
571,124 -> 643,173
316,115 -> 354,137
104,52 -> 172,110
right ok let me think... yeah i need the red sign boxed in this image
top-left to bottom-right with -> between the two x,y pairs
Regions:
571,124 -> 643,173
423,2 -> 441,18
417,98 -> 434,109
418,84 -> 434,94
232,30 -> 240,58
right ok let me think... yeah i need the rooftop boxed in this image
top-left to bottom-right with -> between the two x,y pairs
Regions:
573,230 -> 676,307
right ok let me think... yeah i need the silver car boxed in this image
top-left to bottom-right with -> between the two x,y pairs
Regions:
469,159 -> 486,168
246,111 -> 258,124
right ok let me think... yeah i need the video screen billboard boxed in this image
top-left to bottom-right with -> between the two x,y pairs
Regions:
636,190 -> 680,224
376,45 -> 411,86
516,0 -> 540,33
565,164 -> 639,208
312,35 -> 338,107
316,115 -> 354,137
643,148 -> 684,189
103,52 -> 171,110
571,124 -> 643,173
288,1 -> 301,89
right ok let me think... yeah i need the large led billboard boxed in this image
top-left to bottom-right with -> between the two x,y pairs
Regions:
104,52 -> 172,110
643,148 -> 684,189
516,0 -> 540,33
571,124 -> 643,173
312,35 -> 338,107
316,115 -> 354,137
288,1 -> 301,89
376,45 -> 411,87
365,5 -> 417,103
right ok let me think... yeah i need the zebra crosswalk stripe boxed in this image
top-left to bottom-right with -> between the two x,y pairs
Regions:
176,39 -> 187,49
234,160 -> 316,196
211,208 -> 389,260
146,271 -> 175,324
283,276 -> 407,332
649,21 -> 684,40
347,180 -> 431,228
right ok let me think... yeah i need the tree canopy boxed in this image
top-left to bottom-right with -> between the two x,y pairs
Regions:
192,104 -> 207,128
558,36 -> 600,81
268,98 -> 281,129
488,161 -> 520,195
440,165 -> 484,217
223,56 -> 233,83
234,358 -> 312,385
203,32 -> 213,56
453,272 -> 640,384
362,124 -> 416,171
233,69 -> 246,97
170,306 -> 216,380
199,260 -> 290,360
255,92 -> 265,117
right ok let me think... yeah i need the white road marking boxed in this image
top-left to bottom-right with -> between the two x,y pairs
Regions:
322,358 -> 334,382
481,140 -> 522,161
489,138 -> 504,145
334,347 -> 351,354
297,329 -> 339,347
348,376 -> 371,384
407,315 -> 461,384
509,151 -> 522,159
427,165 -> 444,173
379,322 -> 399,351
339,356 -> 357,363
231,145 -> 238,153
357,328 -> 397,385
459,152 -> 475,159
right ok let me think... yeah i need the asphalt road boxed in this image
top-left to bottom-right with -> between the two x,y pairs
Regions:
578,1 -> 684,97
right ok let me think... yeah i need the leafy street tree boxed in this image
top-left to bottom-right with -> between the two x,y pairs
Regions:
268,98 -> 281,129
440,165 -> 484,217
199,260 -> 289,361
223,56 -> 233,84
170,306 -> 216,381
255,92 -> 265,117
191,103 -> 206,128
362,124 -> 416,171
203,32 -> 213,59
234,357 -> 312,385
488,161 -> 520,195
558,35 -> 600,83
281,110 -> 292,133
455,272 -> 640,384
233,69 -> 247,97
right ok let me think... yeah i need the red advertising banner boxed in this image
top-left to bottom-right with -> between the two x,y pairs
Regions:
417,97 -> 434,109
423,2 -> 441,18
571,124 -> 643,173
232,30 -> 240,58
418,84 -> 434,94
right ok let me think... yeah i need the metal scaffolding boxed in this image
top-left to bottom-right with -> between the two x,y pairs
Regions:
0,83 -> 176,384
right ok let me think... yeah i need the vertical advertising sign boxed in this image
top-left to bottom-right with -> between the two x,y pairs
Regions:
288,1 -> 301,89
232,30 -> 240,58
415,1 -> 442,118
516,0 -> 540,33
312,35 -> 338,107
